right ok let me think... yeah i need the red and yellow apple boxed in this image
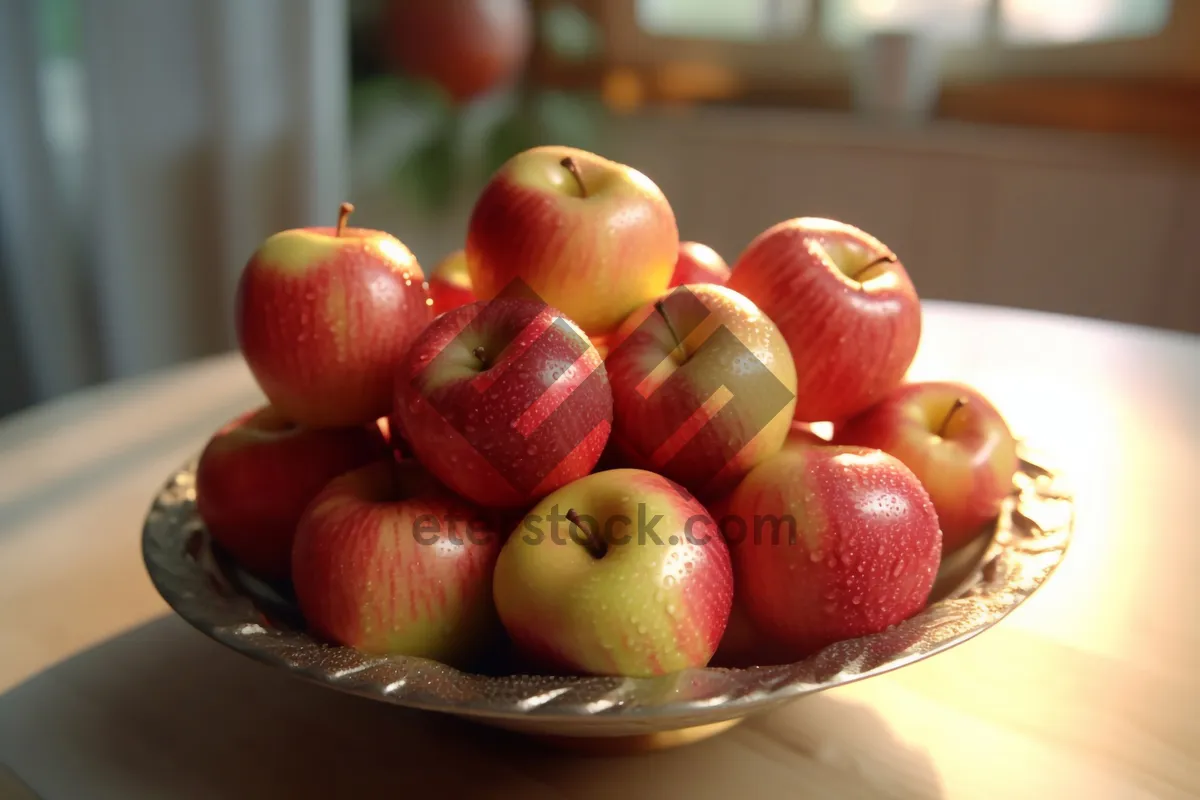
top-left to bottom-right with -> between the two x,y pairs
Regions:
235,203 -> 434,428
394,295 -> 613,509
723,441 -> 942,659
727,218 -> 921,423
428,248 -> 477,316
492,468 -> 733,677
291,459 -> 502,666
382,0 -> 533,104
671,241 -> 731,287
604,284 -> 797,499
466,145 -> 678,335
834,381 -> 1018,553
195,405 -> 386,581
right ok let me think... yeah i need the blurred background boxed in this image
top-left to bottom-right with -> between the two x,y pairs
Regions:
1,0 -> 1197,420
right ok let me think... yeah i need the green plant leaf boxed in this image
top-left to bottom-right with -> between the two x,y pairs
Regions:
537,90 -> 605,151
394,112 -> 461,213
350,73 -> 453,125
481,108 -> 544,179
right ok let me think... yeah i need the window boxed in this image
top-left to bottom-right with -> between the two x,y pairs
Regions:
634,0 -> 1174,46
634,0 -> 808,41
999,0 -> 1171,45
822,0 -> 988,45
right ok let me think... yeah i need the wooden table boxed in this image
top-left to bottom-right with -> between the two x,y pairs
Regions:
1,301 -> 1197,799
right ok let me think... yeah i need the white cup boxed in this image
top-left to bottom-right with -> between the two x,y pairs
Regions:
852,30 -> 943,126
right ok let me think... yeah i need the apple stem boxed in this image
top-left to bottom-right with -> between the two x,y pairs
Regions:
560,157 -> 587,198
566,508 -> 606,559
336,202 -> 355,237
850,252 -> 897,281
937,397 -> 969,437
472,345 -> 486,363
654,300 -> 684,353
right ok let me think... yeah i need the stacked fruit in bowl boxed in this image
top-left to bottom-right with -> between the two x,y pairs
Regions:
196,145 -> 1019,680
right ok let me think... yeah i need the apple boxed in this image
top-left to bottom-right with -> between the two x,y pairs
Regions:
709,596 -> 787,668
235,203 -> 434,428
374,414 -> 410,460
466,145 -> 679,335
382,0 -> 533,104
492,468 -> 733,677
834,381 -> 1018,553
195,405 -> 386,581
394,294 -> 613,509
722,441 -> 942,659
705,491 -> 786,669
589,332 -> 615,362
604,284 -> 797,499
786,420 -> 830,449
671,241 -> 731,287
727,218 -> 921,423
291,459 -> 503,666
428,248 -> 477,316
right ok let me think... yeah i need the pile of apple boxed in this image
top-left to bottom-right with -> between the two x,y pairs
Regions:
195,145 -> 1019,679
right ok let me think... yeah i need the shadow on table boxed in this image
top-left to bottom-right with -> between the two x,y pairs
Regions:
0,616 -> 943,799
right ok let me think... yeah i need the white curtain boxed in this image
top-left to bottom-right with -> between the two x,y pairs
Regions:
0,0 -> 348,416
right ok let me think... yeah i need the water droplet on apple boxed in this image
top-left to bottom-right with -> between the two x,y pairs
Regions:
297,333 -> 308,343
667,604 -> 677,615
892,562 -> 904,578
404,279 -> 412,287
851,595 -> 862,605
425,298 -> 434,307
683,561 -> 694,571
826,556 -> 838,569
877,544 -> 885,556
856,564 -> 864,573
809,550 -> 823,562
840,553 -> 852,567
635,622 -> 647,635
401,272 -> 411,282
464,424 -> 476,435
526,445 -> 538,456
663,575 -> 677,587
